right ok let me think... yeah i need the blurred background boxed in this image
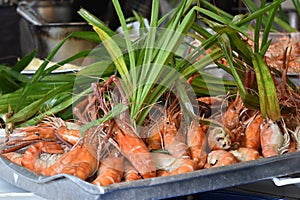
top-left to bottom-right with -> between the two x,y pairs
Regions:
0,0 -> 299,66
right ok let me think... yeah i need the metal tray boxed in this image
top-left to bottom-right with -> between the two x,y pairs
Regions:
0,151 -> 299,200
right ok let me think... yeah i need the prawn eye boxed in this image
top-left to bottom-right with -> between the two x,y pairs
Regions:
210,157 -> 218,166
222,142 -> 228,148
216,137 -> 223,142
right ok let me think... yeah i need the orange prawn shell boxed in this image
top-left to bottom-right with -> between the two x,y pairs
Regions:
205,150 -> 237,168
243,114 -> 263,151
21,141 -> 64,173
1,152 -> 24,166
186,121 -> 207,169
114,126 -> 156,179
41,144 -> 98,180
163,121 -> 189,158
57,126 -> 81,145
13,125 -> 57,141
230,147 -> 260,162
123,159 -> 142,182
223,94 -> 244,131
146,120 -> 164,151
92,153 -> 124,186
150,152 -> 196,176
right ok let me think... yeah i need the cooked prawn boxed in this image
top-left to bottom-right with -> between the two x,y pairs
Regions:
1,152 -> 24,165
21,141 -> 64,173
204,150 -> 237,168
92,150 -> 124,186
44,117 -> 81,145
7,124 -> 56,143
151,152 -> 196,176
56,126 -> 81,145
114,120 -> 156,179
163,118 -> 189,158
123,159 -> 141,182
207,126 -> 232,150
0,140 -> 35,154
146,118 -> 164,151
197,96 -> 224,106
260,119 -> 289,157
186,120 -> 207,169
230,147 -> 260,162
242,113 -> 263,151
41,140 -> 98,180
223,93 -> 244,131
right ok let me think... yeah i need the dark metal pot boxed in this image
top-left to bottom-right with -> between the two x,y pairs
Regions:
0,5 -> 21,65
17,1 -> 97,66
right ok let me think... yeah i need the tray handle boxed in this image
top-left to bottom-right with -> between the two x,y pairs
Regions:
272,177 -> 300,186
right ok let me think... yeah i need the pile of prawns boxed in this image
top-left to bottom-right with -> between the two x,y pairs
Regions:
1,75 -> 299,187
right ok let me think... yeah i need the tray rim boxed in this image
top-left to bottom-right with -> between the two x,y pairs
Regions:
0,150 -> 299,200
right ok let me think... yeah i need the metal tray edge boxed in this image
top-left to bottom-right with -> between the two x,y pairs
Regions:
0,151 -> 299,200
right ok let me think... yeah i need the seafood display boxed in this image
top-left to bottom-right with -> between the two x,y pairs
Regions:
1,0 -> 300,199
1,75 -> 299,188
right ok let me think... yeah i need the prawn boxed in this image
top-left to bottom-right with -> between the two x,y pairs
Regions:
1,123 -> 58,155
21,141 -> 64,173
123,159 -> 141,182
223,93 -> 245,131
44,117 -> 81,145
151,152 -> 196,177
114,120 -> 156,179
92,150 -> 124,186
207,126 -> 232,150
145,100 -> 181,151
163,118 -> 189,158
146,117 -> 165,151
56,126 -> 81,145
242,113 -> 263,151
41,132 -> 99,180
186,120 -> 207,169
260,119 -> 289,157
0,140 -> 35,154
197,96 -> 224,106
230,147 -> 260,162
1,152 -> 24,165
7,124 -> 56,144
204,150 -> 237,168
